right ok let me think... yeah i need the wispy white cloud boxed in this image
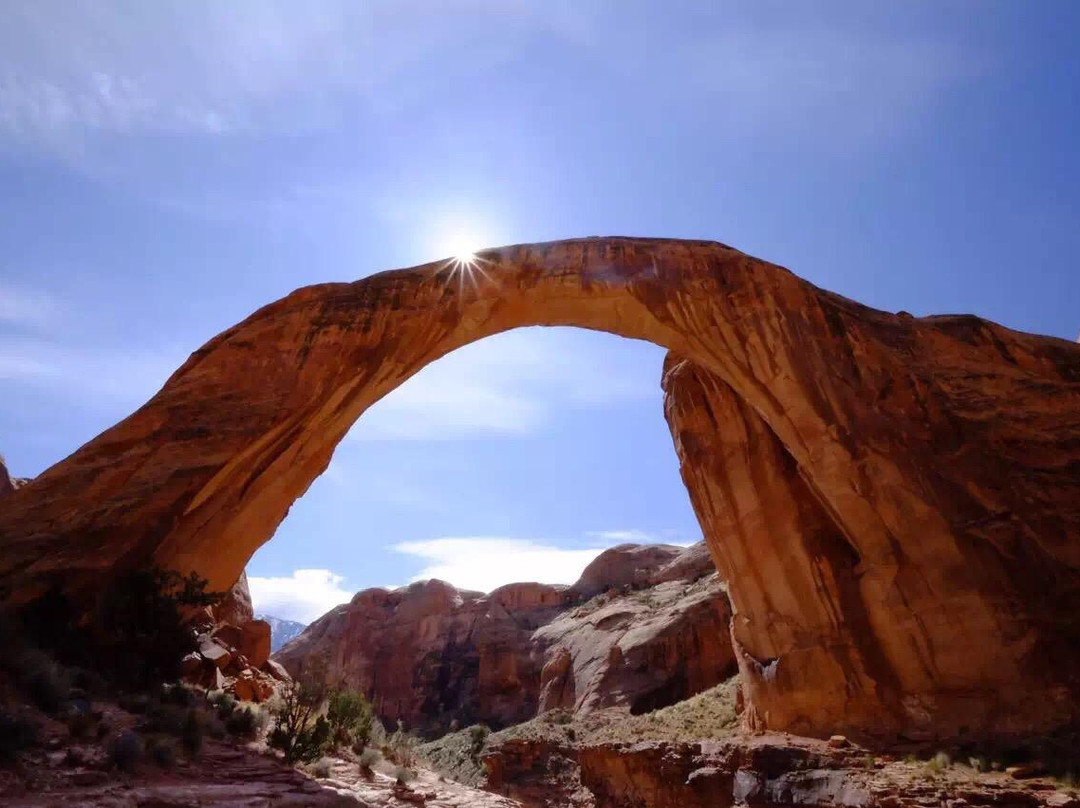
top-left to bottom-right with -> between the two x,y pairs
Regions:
585,529 -> 687,545
0,1 -> 530,146
0,335 -> 183,405
248,568 -> 353,624
0,283 -> 60,329
349,327 -> 660,441
392,536 -> 605,593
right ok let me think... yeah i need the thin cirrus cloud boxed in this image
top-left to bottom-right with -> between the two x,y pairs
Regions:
0,4 -> 981,169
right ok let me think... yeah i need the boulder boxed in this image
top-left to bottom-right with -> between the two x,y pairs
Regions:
240,619 -> 272,669
262,658 -> 292,682
198,637 -> 232,670
213,572 -> 254,626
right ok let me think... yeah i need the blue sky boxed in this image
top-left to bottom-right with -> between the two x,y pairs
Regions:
1,2 -> 1078,622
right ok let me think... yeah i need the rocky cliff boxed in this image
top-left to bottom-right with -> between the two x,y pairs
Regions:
1,236 -> 1078,740
275,542 -> 734,736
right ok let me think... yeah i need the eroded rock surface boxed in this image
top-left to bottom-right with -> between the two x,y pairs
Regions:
275,543 -> 733,736
486,734 -> 1080,808
1,236 -> 1078,739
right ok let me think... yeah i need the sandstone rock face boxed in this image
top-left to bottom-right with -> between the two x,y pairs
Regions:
534,554 -> 734,716
1,237 -> 1078,740
212,571 -> 254,626
275,543 -> 733,736
276,579 -> 559,735
662,348 -> 1080,740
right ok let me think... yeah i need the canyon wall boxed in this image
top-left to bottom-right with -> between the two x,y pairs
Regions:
0,237 -> 1077,739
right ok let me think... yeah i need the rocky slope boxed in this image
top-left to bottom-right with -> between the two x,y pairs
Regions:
275,542 -> 735,737
180,572 -> 286,703
2,236 -> 1079,739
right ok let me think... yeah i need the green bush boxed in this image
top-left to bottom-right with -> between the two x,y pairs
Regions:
226,705 -> 266,739
0,712 -> 38,764
67,708 -> 98,739
468,724 -> 489,758
394,765 -> 415,785
109,730 -> 144,773
269,655 -> 332,763
181,708 -> 203,755
8,648 -> 71,713
311,756 -> 334,778
95,568 -> 221,689
147,737 -> 178,769
327,688 -> 374,752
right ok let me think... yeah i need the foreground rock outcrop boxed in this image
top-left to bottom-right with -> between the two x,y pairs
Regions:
485,731 -> 1080,808
181,572 -> 283,702
1,236 -> 1078,740
276,542 -> 734,736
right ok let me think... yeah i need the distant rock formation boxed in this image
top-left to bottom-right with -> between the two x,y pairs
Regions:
275,542 -> 734,737
256,613 -> 307,653
0,453 -> 29,498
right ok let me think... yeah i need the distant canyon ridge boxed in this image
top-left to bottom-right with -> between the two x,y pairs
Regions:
0,236 -> 1077,742
274,542 -> 734,737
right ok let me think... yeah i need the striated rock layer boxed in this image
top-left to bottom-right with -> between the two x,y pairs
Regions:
0,237 -> 1078,740
275,543 -> 734,736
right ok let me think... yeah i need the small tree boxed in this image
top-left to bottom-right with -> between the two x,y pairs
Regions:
97,568 -> 221,688
326,688 -> 374,752
269,655 -> 331,763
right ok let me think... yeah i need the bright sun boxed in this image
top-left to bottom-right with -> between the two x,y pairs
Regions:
442,233 -> 482,265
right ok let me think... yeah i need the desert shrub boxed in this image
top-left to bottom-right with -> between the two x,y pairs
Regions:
118,693 -> 151,714
95,568 -> 221,689
269,655 -> 332,763
311,756 -> 334,778
70,666 -> 108,697
143,701 -> 188,736
66,708 -> 98,739
926,751 -> 952,773
209,690 -> 238,719
160,682 -> 196,707
386,720 -> 418,767
327,688 -> 374,751
110,730 -> 144,772
147,736 -> 178,769
181,708 -> 203,755
226,705 -> 267,739
469,724 -> 489,758
7,648 -> 71,713
0,712 -> 38,763
394,765 -> 415,785
969,755 -> 991,773
358,747 -> 380,772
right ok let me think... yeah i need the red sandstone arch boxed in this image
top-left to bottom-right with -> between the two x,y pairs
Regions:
1,237 -> 1078,740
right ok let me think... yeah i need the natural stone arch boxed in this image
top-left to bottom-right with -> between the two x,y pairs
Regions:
1,236 -> 1078,741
